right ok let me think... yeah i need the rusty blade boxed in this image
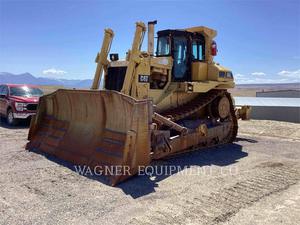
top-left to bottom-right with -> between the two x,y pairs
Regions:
27,89 -> 152,186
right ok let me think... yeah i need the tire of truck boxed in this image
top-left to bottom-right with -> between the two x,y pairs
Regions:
6,108 -> 18,126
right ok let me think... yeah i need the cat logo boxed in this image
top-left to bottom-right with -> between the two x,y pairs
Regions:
138,75 -> 149,83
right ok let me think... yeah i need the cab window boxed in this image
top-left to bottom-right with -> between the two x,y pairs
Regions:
0,85 -> 8,96
192,40 -> 204,61
156,36 -> 170,56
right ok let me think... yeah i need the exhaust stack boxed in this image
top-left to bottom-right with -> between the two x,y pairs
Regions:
147,20 -> 157,56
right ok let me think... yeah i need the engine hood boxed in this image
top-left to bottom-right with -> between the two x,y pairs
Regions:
10,95 -> 40,103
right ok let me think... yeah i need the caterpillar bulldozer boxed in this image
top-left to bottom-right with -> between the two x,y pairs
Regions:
27,21 -> 242,185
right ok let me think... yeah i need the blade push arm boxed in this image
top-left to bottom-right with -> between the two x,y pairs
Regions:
91,28 -> 114,90
121,22 -> 146,95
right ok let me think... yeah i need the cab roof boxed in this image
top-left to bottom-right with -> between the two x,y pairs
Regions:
185,26 -> 217,38
157,26 -> 217,39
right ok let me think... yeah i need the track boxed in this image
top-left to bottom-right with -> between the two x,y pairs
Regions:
160,89 -> 238,145
161,89 -> 226,121
224,91 -> 238,143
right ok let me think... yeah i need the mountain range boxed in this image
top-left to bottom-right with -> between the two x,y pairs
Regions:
1,72 -> 299,90
0,72 -> 93,88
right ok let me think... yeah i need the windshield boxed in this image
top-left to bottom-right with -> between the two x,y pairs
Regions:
156,36 -> 170,56
10,86 -> 43,97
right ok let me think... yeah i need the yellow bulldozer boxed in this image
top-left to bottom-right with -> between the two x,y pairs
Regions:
27,21 -> 247,185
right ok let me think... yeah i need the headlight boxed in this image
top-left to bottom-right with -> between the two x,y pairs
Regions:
226,72 -> 233,79
219,71 -> 225,78
219,71 -> 233,79
15,102 -> 26,111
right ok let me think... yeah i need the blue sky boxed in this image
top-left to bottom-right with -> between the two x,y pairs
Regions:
0,0 -> 299,83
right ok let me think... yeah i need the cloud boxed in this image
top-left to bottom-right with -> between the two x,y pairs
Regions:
251,72 -> 266,76
235,73 -> 245,78
234,69 -> 300,84
278,69 -> 300,79
236,77 -> 289,84
42,68 -> 67,76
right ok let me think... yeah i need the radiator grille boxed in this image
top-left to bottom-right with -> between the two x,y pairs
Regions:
26,103 -> 38,111
105,66 -> 127,91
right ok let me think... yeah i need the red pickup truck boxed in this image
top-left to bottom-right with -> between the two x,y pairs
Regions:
0,84 -> 43,125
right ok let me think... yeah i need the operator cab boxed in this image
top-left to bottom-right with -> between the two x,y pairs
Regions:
156,29 -> 205,82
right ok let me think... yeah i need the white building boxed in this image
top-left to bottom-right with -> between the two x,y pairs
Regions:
256,90 -> 300,98
234,97 -> 300,123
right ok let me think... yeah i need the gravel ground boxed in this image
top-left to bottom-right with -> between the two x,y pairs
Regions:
0,119 -> 299,225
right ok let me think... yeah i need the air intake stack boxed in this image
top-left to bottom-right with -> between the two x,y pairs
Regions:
147,20 -> 157,56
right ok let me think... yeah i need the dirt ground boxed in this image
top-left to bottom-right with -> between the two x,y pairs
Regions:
0,119 -> 299,225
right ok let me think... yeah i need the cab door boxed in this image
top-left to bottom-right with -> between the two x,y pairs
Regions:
172,36 -> 189,81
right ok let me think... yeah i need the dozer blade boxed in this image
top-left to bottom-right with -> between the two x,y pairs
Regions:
27,89 -> 152,186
